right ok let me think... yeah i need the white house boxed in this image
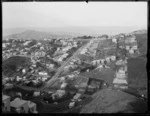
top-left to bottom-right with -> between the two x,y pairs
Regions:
126,46 -> 130,50
112,38 -> 117,43
2,95 -> 10,112
106,57 -> 111,63
80,50 -> 86,54
116,73 -> 126,79
2,43 -> 6,48
24,41 -> 31,46
118,69 -> 126,74
92,60 -> 96,66
68,74 -> 75,79
22,69 -> 26,74
53,90 -> 66,99
129,49 -> 134,54
116,60 -> 124,65
33,92 -> 40,97
96,60 -> 101,65
132,46 -> 138,50
100,59 -> 105,64
73,93 -> 82,101
16,76 -> 22,82
124,66 -> 127,72
60,83 -> 68,89
62,46 -> 72,52
49,64 -> 54,68
110,56 -> 116,61
39,72 -> 48,76
60,77 -> 66,83
129,37 -> 136,43
37,42 -> 41,45
70,62 -> 74,65
41,77 -> 48,82
114,85 -> 128,89
40,46 -> 44,50
69,102 -> 75,109
113,78 -> 128,85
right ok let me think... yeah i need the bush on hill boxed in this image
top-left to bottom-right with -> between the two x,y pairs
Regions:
134,33 -> 147,54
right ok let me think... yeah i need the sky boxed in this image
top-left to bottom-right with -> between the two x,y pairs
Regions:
2,2 -> 147,29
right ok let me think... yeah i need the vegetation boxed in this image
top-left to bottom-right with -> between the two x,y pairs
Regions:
134,33 -> 147,54
3,56 -> 31,73
75,36 -> 93,39
127,55 -> 147,95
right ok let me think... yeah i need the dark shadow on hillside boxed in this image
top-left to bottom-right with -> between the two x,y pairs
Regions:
127,99 -> 147,113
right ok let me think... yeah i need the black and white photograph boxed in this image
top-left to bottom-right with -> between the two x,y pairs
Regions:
2,1 -> 148,113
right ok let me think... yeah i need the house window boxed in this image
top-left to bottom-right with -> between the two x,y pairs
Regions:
21,107 -> 25,113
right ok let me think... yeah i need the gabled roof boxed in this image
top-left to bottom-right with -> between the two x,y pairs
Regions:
10,98 -> 27,108
2,95 -> 10,101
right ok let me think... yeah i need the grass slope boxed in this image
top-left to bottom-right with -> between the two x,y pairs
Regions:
127,55 -> 147,96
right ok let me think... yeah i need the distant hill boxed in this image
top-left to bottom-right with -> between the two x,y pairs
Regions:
131,29 -> 147,35
3,30 -> 73,40
3,26 -> 144,38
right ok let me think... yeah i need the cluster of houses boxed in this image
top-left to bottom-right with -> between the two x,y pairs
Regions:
80,38 -> 98,56
112,34 -> 138,56
33,80 -> 83,109
110,34 -> 138,89
2,57 -> 52,88
125,35 -> 138,55
2,37 -> 82,88
2,37 -> 79,62
55,53 -> 69,62
110,33 -> 138,89
77,33 -> 139,90
113,60 -> 128,89
2,94 -> 37,113
54,41 -> 79,62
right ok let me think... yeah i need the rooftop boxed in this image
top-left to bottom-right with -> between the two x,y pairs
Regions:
10,98 -> 27,108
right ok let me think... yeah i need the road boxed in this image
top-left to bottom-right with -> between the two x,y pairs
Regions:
44,43 -> 89,88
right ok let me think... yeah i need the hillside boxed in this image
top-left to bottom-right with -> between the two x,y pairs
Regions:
131,29 -> 147,35
134,32 -> 147,54
80,88 -> 147,113
2,56 -> 31,76
127,55 -> 147,96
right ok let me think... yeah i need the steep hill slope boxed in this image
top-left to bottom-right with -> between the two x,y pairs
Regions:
133,30 -> 147,54
80,88 -> 147,113
2,56 -> 31,76
127,55 -> 147,96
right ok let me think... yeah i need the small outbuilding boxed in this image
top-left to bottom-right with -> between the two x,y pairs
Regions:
2,95 -> 10,112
